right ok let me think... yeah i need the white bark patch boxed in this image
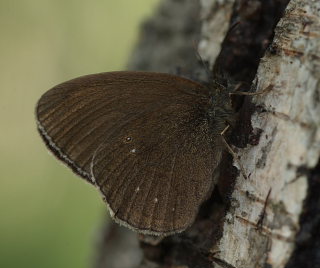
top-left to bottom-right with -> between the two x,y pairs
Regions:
199,0 -> 234,65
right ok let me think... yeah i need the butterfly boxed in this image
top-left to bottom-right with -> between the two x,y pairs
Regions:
36,71 -> 235,236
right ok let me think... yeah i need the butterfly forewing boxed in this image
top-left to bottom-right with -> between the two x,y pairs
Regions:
36,71 -> 221,235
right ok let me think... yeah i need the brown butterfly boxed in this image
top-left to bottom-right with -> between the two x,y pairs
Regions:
36,71 -> 235,236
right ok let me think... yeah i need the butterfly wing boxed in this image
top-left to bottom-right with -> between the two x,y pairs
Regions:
36,71 -> 222,235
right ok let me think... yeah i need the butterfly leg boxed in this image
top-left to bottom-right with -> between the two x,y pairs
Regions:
220,125 -> 248,180
229,84 -> 273,96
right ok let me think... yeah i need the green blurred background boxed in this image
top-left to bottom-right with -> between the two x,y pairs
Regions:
0,1 -> 159,267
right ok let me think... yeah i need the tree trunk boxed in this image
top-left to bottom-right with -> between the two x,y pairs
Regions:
94,0 -> 320,267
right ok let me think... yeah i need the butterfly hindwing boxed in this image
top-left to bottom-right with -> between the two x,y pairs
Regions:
36,71 -> 221,235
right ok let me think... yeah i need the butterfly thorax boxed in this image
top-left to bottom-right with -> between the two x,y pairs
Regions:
207,84 -> 235,136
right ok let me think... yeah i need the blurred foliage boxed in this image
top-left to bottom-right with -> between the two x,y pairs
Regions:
0,0 -> 158,267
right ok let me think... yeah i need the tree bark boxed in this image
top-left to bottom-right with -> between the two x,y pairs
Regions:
94,0 -> 320,267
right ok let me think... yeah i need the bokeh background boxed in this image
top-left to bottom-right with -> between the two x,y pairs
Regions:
0,1 -> 159,267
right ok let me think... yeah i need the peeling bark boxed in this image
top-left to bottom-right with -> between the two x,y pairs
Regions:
94,0 -> 320,267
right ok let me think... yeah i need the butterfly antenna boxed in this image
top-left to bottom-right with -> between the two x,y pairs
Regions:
192,40 -> 213,81
192,41 -> 227,93
226,21 -> 240,37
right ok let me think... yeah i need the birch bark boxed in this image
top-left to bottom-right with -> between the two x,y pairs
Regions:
95,1 -> 320,267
